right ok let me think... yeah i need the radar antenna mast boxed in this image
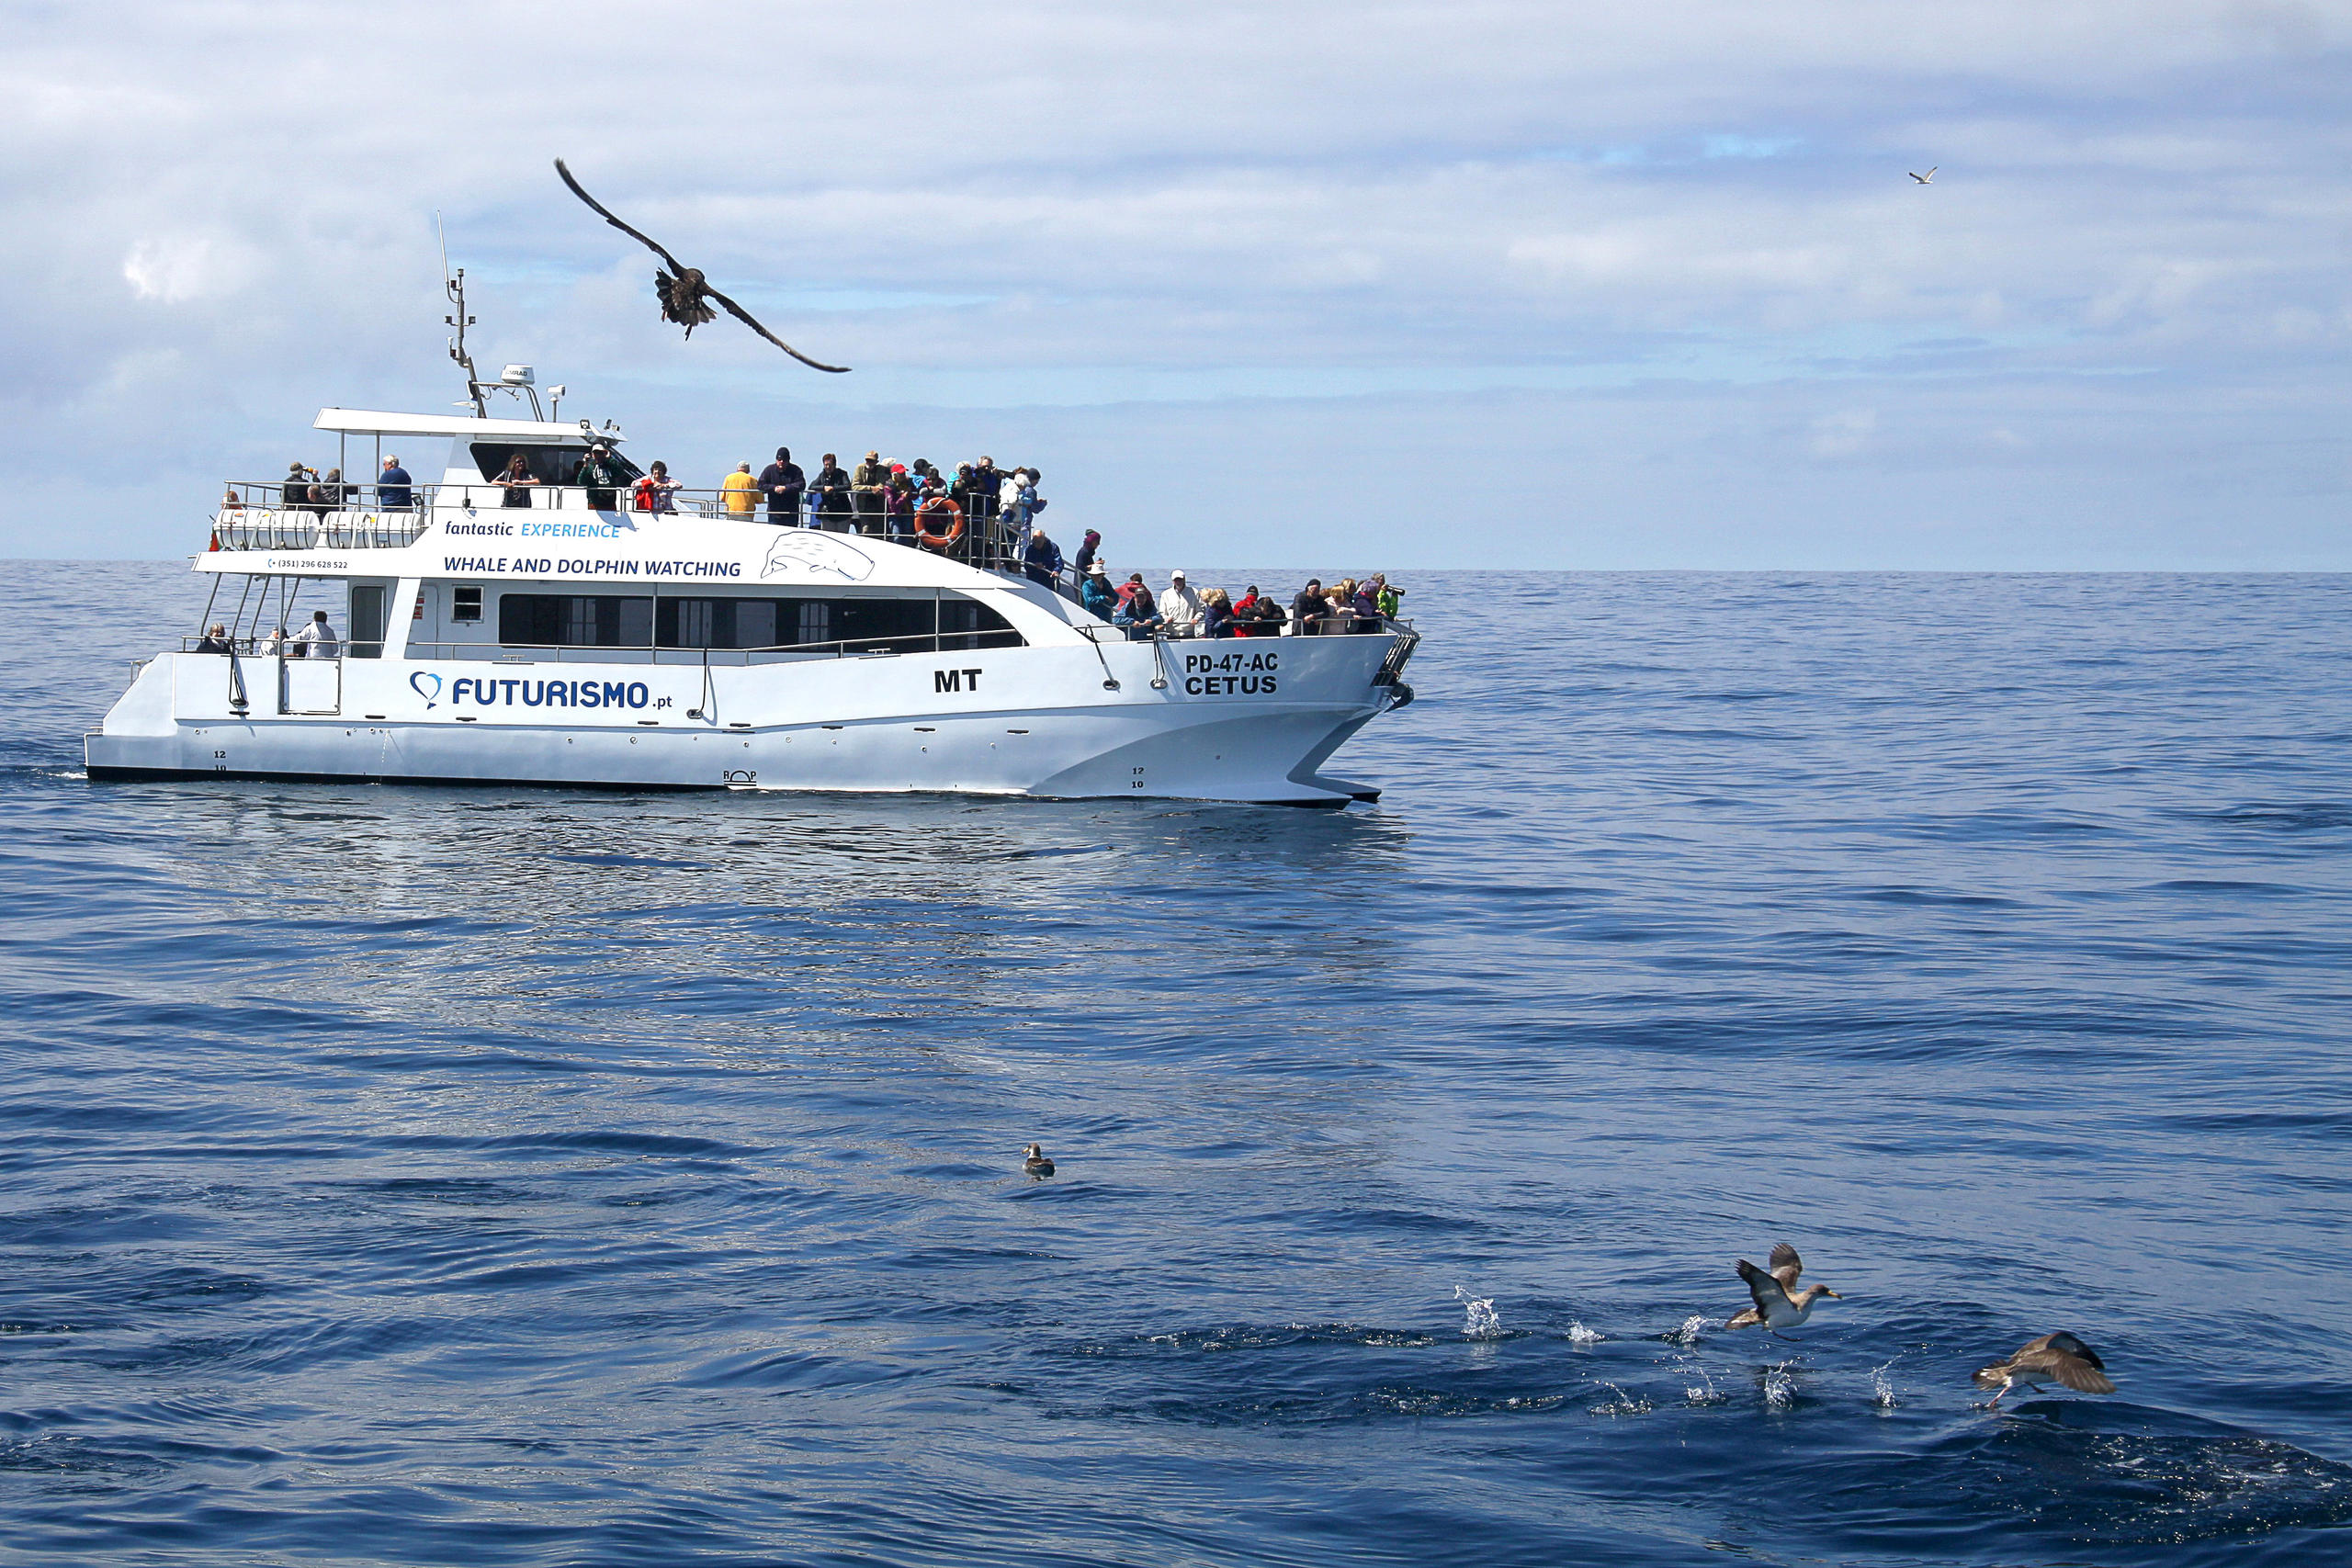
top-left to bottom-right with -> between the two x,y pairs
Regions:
440,214 -> 487,418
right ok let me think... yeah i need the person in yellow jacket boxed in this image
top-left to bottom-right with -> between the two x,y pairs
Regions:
720,462 -> 759,517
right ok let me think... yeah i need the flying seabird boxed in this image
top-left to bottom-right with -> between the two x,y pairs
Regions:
1973,1332 -> 2115,1407
553,159 -> 850,373
1909,167 -> 1937,184
1726,1243 -> 1841,1335
1023,1143 -> 1056,1178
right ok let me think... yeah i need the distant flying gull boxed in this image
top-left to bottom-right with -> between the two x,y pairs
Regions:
1725,1243 -> 1840,1335
553,159 -> 849,374
1973,1332 -> 2115,1407
1909,167 -> 1937,184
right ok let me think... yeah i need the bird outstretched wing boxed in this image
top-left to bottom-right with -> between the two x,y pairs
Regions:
1768,1243 -> 1804,1289
1737,1258 -> 1793,1318
703,282 -> 852,375
554,159 -> 692,276
2016,1333 -> 2115,1392
554,159 -> 852,374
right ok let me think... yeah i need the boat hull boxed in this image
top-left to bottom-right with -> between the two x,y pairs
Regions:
85,637 -> 1405,807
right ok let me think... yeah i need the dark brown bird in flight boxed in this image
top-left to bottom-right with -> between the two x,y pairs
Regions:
1973,1332 -> 2115,1407
554,159 -> 849,374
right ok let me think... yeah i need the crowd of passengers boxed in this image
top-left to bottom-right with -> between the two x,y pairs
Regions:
1067,558 -> 1402,640
238,447 -> 1401,639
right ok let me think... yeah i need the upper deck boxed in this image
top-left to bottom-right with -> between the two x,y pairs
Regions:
211,407 -> 1042,581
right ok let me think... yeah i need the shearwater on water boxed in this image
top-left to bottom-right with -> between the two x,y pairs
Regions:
84,275 -> 1417,807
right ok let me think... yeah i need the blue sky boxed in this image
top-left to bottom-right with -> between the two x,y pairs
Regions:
6,0 -> 2348,568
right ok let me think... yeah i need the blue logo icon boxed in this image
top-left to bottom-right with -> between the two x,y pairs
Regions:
409,671 -> 442,710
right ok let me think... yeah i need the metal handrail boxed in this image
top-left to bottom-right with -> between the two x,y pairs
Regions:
1069,615 -> 1413,642
179,638 -> 379,658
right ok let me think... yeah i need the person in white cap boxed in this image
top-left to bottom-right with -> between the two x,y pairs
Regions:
1163,569 -> 1204,636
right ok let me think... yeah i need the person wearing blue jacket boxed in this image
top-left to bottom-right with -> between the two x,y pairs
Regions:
1113,576 -> 1163,640
1022,529 -> 1064,588
1080,561 -> 1118,621
377,455 -> 413,509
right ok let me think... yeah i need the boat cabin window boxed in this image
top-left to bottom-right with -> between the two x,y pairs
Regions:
347,583 -> 388,659
452,586 -> 482,623
469,443 -> 643,487
494,592 -> 1022,652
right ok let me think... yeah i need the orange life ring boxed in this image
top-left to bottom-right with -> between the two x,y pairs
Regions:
912,497 -> 966,550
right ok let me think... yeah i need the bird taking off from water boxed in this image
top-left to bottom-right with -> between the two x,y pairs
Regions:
553,160 -> 849,374
1973,1332 -> 2115,1407
1909,167 -> 1937,184
1023,1144 -> 1056,1178
1726,1243 -> 1840,1334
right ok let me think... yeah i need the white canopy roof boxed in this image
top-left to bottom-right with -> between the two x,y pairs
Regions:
314,409 -> 625,442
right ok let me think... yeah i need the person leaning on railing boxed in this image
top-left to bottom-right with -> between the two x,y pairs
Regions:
1021,528 -> 1063,588
758,448 -> 804,526
310,468 -> 346,519
634,460 -> 681,513
1113,574 -> 1162,640
194,623 -> 234,654
1201,589 -> 1238,638
812,454 -> 854,531
497,453 -> 539,509
1290,579 -> 1326,637
1247,591 -> 1288,637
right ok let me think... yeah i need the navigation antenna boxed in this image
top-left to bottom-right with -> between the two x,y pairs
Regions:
440,214 -> 487,418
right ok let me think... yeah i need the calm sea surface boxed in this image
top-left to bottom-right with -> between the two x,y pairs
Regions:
3,562 -> 2349,1567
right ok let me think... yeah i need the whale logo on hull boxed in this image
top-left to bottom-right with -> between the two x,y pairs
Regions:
762,532 -> 875,582
409,671 -> 443,709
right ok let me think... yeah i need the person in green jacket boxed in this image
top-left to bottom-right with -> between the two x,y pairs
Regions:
1376,578 -> 1402,618
574,444 -> 628,510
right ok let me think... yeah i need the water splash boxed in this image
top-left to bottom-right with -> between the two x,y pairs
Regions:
1871,1356 -> 1902,1410
1453,1286 -> 1501,1340
1762,1361 -> 1796,1410
1669,1314 -> 1715,1347
1666,1342 -> 1723,1404
1567,1322 -> 1603,1347
1589,1382 -> 1652,1417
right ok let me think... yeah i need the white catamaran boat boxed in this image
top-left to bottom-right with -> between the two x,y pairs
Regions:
88,328 -> 1418,807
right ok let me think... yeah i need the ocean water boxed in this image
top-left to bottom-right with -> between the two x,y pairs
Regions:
3,561 -> 2349,1567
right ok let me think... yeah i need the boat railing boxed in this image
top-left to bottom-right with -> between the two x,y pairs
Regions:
1069,615 -> 1415,643
217,478 -> 1038,571
437,484 -> 1035,572
176,637 -> 383,658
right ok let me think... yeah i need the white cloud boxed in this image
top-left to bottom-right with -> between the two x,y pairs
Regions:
122,233 -> 256,304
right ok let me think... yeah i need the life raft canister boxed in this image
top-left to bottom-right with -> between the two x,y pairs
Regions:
912,496 -> 966,550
